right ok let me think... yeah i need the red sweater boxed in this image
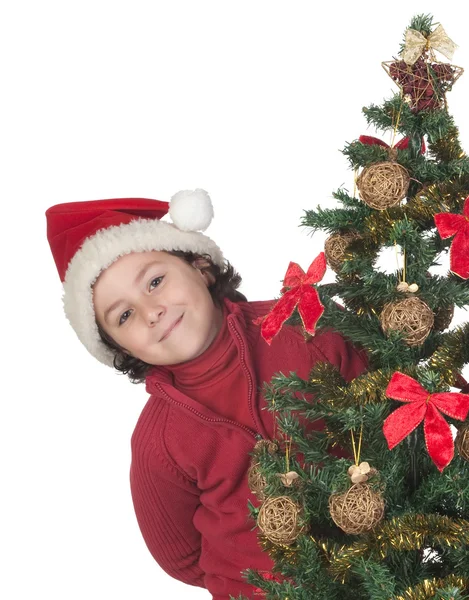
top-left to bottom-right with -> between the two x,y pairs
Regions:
130,298 -> 368,599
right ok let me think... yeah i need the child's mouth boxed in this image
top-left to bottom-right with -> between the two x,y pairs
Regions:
159,314 -> 183,342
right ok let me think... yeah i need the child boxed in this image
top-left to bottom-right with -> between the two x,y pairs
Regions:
46,189 -> 368,600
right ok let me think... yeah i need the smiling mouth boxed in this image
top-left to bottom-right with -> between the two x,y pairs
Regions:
159,315 -> 183,342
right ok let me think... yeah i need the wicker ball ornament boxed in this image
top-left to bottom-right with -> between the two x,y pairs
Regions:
357,162 -> 410,210
253,440 -> 279,456
248,440 -> 279,500
324,231 -> 362,273
329,483 -> 385,534
433,304 -> 455,332
380,296 -> 434,347
248,462 -> 268,500
455,423 -> 469,461
257,495 -> 306,545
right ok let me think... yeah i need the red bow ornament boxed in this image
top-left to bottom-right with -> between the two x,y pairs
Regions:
254,572 -> 294,596
254,253 -> 326,345
383,372 -> 469,472
434,196 -> 469,279
359,135 -> 426,154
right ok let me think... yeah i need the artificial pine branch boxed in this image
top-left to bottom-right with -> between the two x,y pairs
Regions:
239,14 -> 469,600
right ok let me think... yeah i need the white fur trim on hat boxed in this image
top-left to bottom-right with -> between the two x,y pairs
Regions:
62,218 -> 224,368
169,188 -> 214,232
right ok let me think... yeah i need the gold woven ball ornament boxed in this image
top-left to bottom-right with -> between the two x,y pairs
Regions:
324,231 -> 362,273
252,440 -> 279,456
247,462 -> 268,500
257,495 -> 306,545
329,483 -> 385,534
356,161 -> 410,210
248,440 -> 279,500
433,304 -> 455,332
455,423 -> 469,462
380,296 -> 434,347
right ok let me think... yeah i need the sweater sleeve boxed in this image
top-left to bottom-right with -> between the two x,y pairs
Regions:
310,327 -> 369,382
129,433 -> 205,589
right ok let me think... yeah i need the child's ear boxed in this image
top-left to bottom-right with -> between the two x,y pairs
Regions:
192,257 -> 215,286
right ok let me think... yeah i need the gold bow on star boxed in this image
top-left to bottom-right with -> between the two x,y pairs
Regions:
403,24 -> 457,66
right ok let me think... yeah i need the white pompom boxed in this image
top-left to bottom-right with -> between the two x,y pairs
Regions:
169,188 -> 214,232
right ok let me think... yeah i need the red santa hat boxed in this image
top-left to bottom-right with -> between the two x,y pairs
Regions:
46,189 -> 223,367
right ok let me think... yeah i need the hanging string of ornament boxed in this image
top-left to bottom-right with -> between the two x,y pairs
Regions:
355,94 -> 413,211
377,238 -> 435,347
329,422 -> 384,535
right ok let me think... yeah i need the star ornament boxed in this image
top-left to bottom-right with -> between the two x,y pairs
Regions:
383,372 -> 469,472
254,253 -> 327,345
434,196 -> 469,279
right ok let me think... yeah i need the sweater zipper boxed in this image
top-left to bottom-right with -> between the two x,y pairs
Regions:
157,385 -> 263,442
227,319 -> 260,435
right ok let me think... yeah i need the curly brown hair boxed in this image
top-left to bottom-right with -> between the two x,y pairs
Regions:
95,250 -> 247,384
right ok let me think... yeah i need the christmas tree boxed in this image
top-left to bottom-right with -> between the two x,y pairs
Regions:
234,14 -> 469,600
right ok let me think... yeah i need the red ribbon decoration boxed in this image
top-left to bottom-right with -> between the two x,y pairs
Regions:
383,372 -> 469,472
434,196 -> 469,279
254,253 -> 326,345
359,135 -> 426,154
254,572 -> 294,596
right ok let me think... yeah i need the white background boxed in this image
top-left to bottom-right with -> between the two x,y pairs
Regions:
2,1 -> 469,598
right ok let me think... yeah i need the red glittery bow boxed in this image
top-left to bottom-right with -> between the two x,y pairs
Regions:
254,253 -> 326,345
434,196 -> 469,279
359,135 -> 426,154
253,572 -> 293,596
383,372 -> 469,472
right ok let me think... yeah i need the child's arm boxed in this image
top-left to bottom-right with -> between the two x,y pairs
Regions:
129,445 -> 205,588
309,327 -> 369,383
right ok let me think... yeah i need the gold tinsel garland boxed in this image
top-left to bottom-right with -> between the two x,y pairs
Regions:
344,367 -> 418,406
327,514 -> 469,581
394,576 -> 469,600
362,208 -> 404,247
349,179 -> 468,249
428,124 -> 466,162
416,179 -> 469,214
257,533 -> 299,565
309,362 -> 348,400
429,322 -> 469,385
341,294 -> 378,319
310,536 -> 469,594
405,191 -> 450,224
309,362 -> 423,408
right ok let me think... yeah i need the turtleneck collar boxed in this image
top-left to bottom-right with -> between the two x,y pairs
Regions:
146,297 -> 249,388
168,302 -> 238,389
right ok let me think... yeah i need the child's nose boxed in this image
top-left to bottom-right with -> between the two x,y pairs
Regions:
145,304 -> 165,326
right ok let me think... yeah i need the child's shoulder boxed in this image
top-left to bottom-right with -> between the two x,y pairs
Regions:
240,298 -> 276,317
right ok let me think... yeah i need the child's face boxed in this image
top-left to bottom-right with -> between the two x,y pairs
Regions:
93,251 -> 223,366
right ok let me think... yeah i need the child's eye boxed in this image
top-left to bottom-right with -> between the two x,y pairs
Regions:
119,310 -> 132,326
150,276 -> 164,290
117,277 -> 164,326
